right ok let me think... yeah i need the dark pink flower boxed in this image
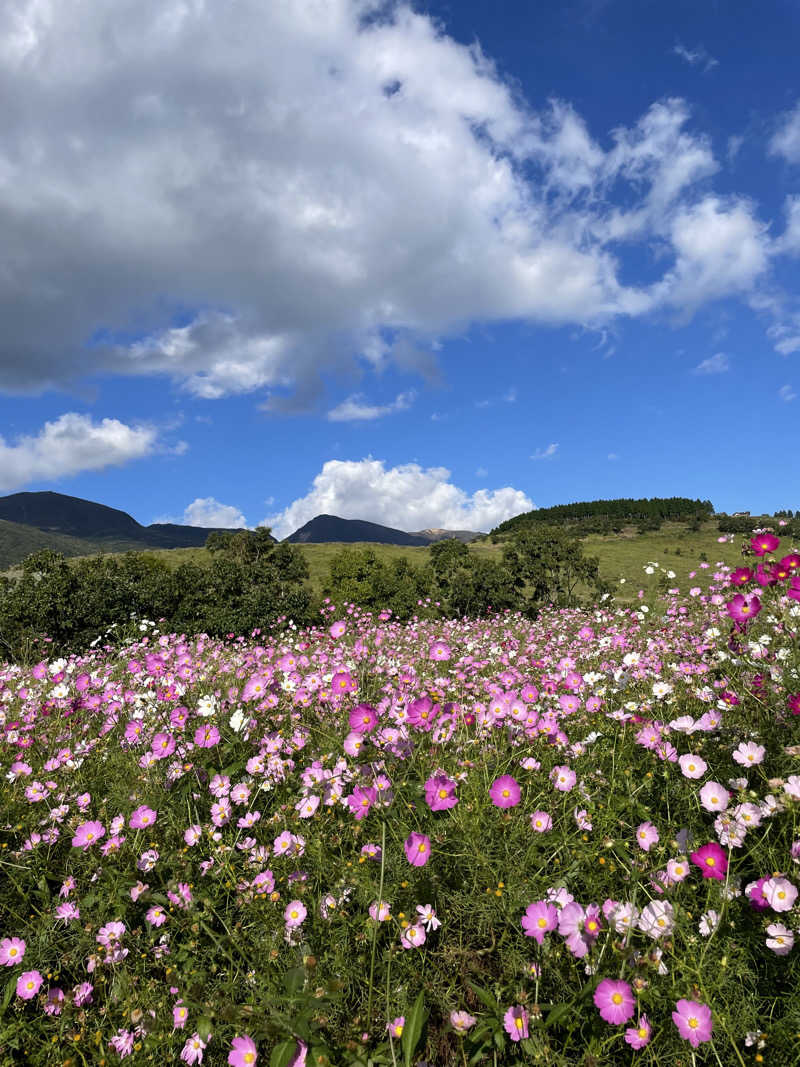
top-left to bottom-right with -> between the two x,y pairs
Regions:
403,831 -> 431,867
424,774 -> 459,812
503,1005 -> 529,1042
750,533 -> 780,557
521,901 -> 558,944
726,593 -> 761,625
489,775 -> 520,808
690,842 -> 727,881
672,999 -> 712,1047
594,979 -> 634,1025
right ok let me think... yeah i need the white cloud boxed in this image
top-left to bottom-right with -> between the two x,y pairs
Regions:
531,443 -> 559,460
327,390 -> 415,422
779,384 -> 796,402
672,43 -> 719,72
263,458 -> 532,539
773,196 -> 800,256
0,413 -> 158,491
0,1 -> 788,404
607,452 -> 619,461
769,101 -> 800,164
180,497 -> 248,528
692,353 -> 729,375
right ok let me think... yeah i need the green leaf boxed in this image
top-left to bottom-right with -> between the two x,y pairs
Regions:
544,1001 -> 572,1029
467,981 -> 499,1012
197,1016 -> 213,1043
271,1040 -> 299,1067
401,990 -> 428,1067
0,976 -> 16,1018
284,966 -> 305,996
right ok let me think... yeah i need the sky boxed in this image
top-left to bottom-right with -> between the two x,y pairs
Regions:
1,0 -> 799,538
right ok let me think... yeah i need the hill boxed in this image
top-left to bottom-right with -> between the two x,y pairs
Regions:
0,491 -> 243,568
410,527 -> 483,543
285,514 -> 431,546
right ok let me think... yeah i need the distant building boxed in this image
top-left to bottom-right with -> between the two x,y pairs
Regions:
732,511 -> 750,517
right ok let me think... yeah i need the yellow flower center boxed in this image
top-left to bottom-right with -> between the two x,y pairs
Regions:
439,790 -> 448,799
515,1017 -> 524,1030
688,1017 -> 698,1030
537,917 -> 547,928
706,857 -> 716,867
611,993 -> 623,1005
638,1027 -> 648,1039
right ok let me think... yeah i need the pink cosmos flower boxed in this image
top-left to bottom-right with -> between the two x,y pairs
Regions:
636,822 -> 659,852
726,593 -> 761,626
44,987 -> 64,1015
424,774 -> 459,812
678,753 -> 707,779
347,785 -> 377,821
751,533 -> 780,556
761,877 -> 798,912
72,820 -> 105,849
109,1029 -> 135,1058
0,938 -> 25,966
403,831 -> 431,867
429,640 -> 451,661
503,1005 -> 529,1042
146,906 -> 167,927
530,810 -> 552,832
329,620 -> 346,638
181,1033 -> 209,1064
593,979 -> 634,1025
624,1015 -> 652,1049
73,981 -> 93,1006
551,765 -> 577,792
331,670 -> 355,694
699,782 -> 730,813
16,970 -> 43,1000
284,901 -> 307,928
489,774 -> 521,808
521,901 -> 558,944
450,1010 -> 477,1034
349,704 -> 378,734
690,842 -> 728,881
400,923 -> 426,949
228,1034 -> 258,1066
174,1001 -> 189,1029
387,1017 -> 404,1039
194,724 -> 220,748
732,742 -> 765,766
672,999 -> 712,1048
129,805 -> 157,829
766,923 -> 794,955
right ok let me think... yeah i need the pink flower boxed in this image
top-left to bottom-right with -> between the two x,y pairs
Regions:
72,820 -> 105,849
699,782 -> 730,813
194,724 -> 220,748
766,923 -> 794,955
450,1010 -> 477,1034
181,1033 -> 209,1064
530,810 -> 552,832
347,785 -> 377,821
635,822 -> 659,852
284,900 -> 307,928
593,979 -> 634,1025
349,704 -> 378,734
503,1005 -> 529,1042
387,1017 -> 404,1039
424,774 -> 459,812
73,981 -> 93,1006
429,640 -> 451,661
726,593 -> 761,626
16,970 -> 43,1000
624,1015 -> 652,1049
403,831 -> 431,867
329,620 -> 346,638
551,765 -> 577,792
174,1001 -> 189,1029
762,877 -> 798,912
400,923 -> 427,949
678,753 -> 707,779
672,999 -> 712,1048
228,1034 -> 258,1067
129,805 -> 157,829
732,742 -> 765,766
489,774 -> 520,808
146,906 -> 167,927
0,938 -> 25,966
521,901 -> 558,944
690,842 -> 728,881
751,533 -> 780,556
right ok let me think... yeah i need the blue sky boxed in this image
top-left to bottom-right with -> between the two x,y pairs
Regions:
1,0 -> 799,536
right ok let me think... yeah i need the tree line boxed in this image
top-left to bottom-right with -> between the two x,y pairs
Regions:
0,526 -> 605,661
491,497 -> 715,538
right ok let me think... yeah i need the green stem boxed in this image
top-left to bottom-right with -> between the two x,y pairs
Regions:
366,819 -> 387,1035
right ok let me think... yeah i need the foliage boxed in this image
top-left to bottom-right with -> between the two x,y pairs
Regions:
501,525 -> 607,611
492,497 -> 715,538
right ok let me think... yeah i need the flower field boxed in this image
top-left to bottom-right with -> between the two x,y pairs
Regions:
2,535 -> 800,1065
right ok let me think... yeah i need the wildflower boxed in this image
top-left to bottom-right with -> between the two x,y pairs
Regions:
388,1017 -> 404,1039
349,704 -> 378,734
146,906 -> 167,927
672,999 -> 713,1048
403,832 -> 431,867
181,1033 -> 209,1064
73,981 -> 93,1006
678,754 -> 707,779
530,810 -> 552,832
174,1001 -> 189,1029
766,923 -> 794,955
284,901 -> 307,928
624,1015 -> 652,1049
329,620 -> 346,638
109,1029 -> 135,1058
726,593 -> 762,626
228,1035 -> 258,1066
733,742 -> 765,767
72,820 -> 105,849
400,923 -> 426,949
0,938 -> 25,966
761,877 -> 798,913
416,904 -> 441,931
636,822 -> 659,852
424,774 -> 459,812
698,910 -> 720,936
551,765 -> 577,791
690,842 -> 728,881
521,901 -> 558,944
450,1010 -> 477,1034
16,970 -> 42,1000
489,774 -> 521,808
503,1005 -> 529,1042
699,782 -> 730,813
129,805 -> 157,829
429,640 -> 451,661
751,533 -> 780,556
638,900 -> 674,938
593,978 -> 635,1025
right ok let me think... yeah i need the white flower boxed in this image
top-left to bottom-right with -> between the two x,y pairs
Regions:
766,923 -> 794,955
698,910 -> 720,937
638,900 -> 674,939
229,708 -> 247,734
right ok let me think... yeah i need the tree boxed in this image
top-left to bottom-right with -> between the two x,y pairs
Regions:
501,524 -> 605,612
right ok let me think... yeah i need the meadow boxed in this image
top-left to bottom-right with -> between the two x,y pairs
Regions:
1,529 -> 799,1064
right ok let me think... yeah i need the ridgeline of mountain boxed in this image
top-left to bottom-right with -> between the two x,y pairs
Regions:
0,491 -> 244,567
285,514 -> 432,546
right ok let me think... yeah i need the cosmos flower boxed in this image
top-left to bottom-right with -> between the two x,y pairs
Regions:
404,832 -> 431,867
489,774 -> 520,808
672,999 -> 712,1048
593,979 -> 634,1025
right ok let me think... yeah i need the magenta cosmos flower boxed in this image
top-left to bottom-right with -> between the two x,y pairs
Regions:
71,820 -> 105,850
0,938 -> 25,966
521,901 -> 558,945
503,1005 -> 529,1042
690,842 -> 727,881
228,1034 -> 258,1066
726,593 -> 761,625
424,774 -> 459,812
349,704 -> 378,734
751,533 -> 780,556
624,1015 -> 652,1049
403,831 -> 431,867
489,774 -> 521,808
672,1000 -> 712,1047
593,979 -> 635,1025
194,724 -> 220,748
429,640 -> 451,661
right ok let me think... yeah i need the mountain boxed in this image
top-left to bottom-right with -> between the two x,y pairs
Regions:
285,514 -> 431,546
411,527 -> 483,544
0,491 -> 243,568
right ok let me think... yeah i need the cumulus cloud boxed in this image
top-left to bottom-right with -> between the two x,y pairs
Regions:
0,413 -> 158,491
531,443 -> 559,460
180,498 -> 248,528
769,101 -> 800,164
0,1 -> 790,402
779,384 -> 796,402
692,353 -> 729,375
263,458 -> 533,539
327,390 -> 415,422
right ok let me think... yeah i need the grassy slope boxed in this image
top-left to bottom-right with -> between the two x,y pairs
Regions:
16,520 -> 751,594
